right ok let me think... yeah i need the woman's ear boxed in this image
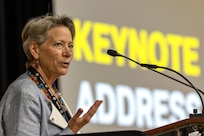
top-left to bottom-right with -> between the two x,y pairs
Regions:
30,42 -> 39,59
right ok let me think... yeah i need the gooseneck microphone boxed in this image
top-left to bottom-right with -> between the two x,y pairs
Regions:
107,49 -> 119,57
107,49 -> 141,66
107,49 -> 204,117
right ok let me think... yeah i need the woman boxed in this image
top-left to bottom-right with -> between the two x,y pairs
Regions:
0,15 -> 103,136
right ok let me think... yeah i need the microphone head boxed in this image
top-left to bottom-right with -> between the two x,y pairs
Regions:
107,49 -> 120,57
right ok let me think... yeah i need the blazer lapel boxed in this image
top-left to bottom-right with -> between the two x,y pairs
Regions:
49,102 -> 68,129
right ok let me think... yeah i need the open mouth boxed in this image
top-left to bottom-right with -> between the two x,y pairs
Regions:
62,62 -> 69,67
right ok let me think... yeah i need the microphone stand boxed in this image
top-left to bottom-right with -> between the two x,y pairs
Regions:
107,49 -> 204,118
140,64 -> 204,118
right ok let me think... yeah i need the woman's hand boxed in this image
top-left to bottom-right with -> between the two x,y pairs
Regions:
68,100 -> 103,134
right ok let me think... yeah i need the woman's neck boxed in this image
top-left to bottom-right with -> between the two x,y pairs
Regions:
30,64 -> 56,88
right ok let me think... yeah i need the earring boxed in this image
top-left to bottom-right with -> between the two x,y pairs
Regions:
35,60 -> 39,68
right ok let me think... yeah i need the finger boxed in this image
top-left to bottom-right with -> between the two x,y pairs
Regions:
72,108 -> 83,119
83,100 -> 103,118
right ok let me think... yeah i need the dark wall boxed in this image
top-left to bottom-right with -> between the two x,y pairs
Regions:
0,0 -> 52,100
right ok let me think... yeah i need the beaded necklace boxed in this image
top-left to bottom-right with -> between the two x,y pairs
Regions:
27,66 -> 71,122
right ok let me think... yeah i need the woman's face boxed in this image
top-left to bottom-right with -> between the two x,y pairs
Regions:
38,26 -> 74,79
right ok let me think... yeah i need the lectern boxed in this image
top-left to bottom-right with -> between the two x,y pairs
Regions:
62,118 -> 204,136
145,117 -> 204,136
62,130 -> 147,136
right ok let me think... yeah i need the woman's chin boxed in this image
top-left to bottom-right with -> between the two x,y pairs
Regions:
61,69 -> 68,75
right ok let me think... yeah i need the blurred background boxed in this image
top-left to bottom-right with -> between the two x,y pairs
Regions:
1,0 -> 204,134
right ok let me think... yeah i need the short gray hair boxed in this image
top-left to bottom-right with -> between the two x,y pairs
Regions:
21,15 -> 75,67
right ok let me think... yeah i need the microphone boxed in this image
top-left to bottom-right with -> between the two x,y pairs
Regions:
107,49 -> 204,117
107,49 -> 140,66
107,49 -> 121,57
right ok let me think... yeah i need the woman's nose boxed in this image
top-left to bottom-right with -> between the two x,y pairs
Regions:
63,47 -> 72,57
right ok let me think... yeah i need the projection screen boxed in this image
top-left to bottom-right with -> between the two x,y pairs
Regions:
53,0 -> 204,133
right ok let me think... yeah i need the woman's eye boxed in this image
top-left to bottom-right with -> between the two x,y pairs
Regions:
68,44 -> 74,49
55,42 -> 63,46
